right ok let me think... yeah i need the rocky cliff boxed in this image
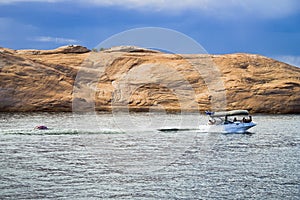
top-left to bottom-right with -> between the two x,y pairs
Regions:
0,45 -> 299,113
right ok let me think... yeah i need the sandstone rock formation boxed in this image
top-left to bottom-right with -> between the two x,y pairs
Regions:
0,45 -> 299,113
103,45 -> 160,53
16,45 -> 90,55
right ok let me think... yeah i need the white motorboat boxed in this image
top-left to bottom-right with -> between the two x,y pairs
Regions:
203,110 -> 256,133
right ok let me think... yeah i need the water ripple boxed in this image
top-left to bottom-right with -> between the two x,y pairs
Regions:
0,113 -> 299,199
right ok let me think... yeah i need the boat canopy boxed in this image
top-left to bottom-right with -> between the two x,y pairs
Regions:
206,110 -> 249,117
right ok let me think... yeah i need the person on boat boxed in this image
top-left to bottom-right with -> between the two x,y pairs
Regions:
242,117 -> 246,123
224,116 -> 228,123
243,116 -> 252,123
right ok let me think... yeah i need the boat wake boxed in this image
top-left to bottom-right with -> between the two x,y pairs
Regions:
157,128 -> 198,132
0,129 -> 124,135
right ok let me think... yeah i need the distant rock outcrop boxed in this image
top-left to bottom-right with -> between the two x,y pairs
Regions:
0,45 -> 299,113
103,46 -> 160,53
16,45 -> 90,55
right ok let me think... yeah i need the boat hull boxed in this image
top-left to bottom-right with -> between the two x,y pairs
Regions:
224,122 -> 256,133
199,122 -> 256,133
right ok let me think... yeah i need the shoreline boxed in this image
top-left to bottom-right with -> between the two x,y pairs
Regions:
1,109 -> 300,114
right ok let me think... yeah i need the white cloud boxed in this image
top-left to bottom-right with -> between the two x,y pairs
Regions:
1,0 -> 299,18
0,0 -> 61,3
81,0 -> 300,18
0,17 -> 37,43
275,56 -> 300,68
0,17 -> 36,31
33,36 -> 80,44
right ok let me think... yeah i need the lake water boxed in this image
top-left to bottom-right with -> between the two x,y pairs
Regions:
0,112 -> 299,199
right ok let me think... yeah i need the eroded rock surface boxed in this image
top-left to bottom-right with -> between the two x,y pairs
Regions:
1,46 -> 299,113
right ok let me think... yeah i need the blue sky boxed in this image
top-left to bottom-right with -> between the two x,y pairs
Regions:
0,0 -> 300,66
